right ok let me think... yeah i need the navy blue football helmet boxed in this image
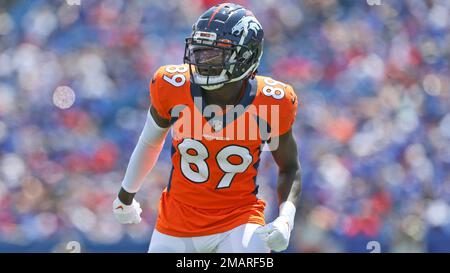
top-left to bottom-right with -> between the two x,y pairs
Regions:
184,3 -> 264,90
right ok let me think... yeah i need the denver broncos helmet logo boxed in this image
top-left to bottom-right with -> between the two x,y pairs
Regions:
231,16 -> 262,36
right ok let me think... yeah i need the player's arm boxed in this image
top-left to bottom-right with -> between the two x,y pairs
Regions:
271,129 -> 302,206
256,129 -> 301,252
113,106 -> 170,224
116,106 -> 170,203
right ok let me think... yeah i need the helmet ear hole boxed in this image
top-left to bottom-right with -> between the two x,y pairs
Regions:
242,50 -> 252,60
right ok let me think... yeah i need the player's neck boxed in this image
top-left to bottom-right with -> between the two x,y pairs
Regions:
201,80 -> 246,109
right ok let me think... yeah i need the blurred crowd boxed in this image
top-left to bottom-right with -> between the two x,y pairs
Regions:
0,0 -> 449,252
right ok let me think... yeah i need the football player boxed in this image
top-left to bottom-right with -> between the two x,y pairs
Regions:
113,3 -> 302,253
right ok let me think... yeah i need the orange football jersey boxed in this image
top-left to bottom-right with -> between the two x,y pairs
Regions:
149,64 -> 298,237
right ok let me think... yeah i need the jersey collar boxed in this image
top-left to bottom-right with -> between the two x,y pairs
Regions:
189,78 -> 258,132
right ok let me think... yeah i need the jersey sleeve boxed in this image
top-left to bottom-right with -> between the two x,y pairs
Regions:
149,66 -> 172,121
272,84 -> 299,137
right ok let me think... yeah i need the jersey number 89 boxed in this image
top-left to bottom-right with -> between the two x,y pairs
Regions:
262,78 -> 287,99
177,138 -> 253,189
163,66 -> 188,87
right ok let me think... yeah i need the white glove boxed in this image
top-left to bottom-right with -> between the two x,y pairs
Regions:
256,201 -> 296,252
112,197 -> 142,224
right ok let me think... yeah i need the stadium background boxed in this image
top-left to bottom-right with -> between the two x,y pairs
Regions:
0,0 -> 449,252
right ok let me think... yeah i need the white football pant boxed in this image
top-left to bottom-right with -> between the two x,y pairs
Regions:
148,223 -> 270,253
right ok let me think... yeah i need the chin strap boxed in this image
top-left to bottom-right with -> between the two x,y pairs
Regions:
201,83 -> 225,90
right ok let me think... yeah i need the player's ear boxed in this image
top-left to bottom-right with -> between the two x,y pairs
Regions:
150,106 -> 171,128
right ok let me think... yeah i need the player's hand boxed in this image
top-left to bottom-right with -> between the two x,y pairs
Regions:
112,197 -> 142,224
255,215 -> 292,252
